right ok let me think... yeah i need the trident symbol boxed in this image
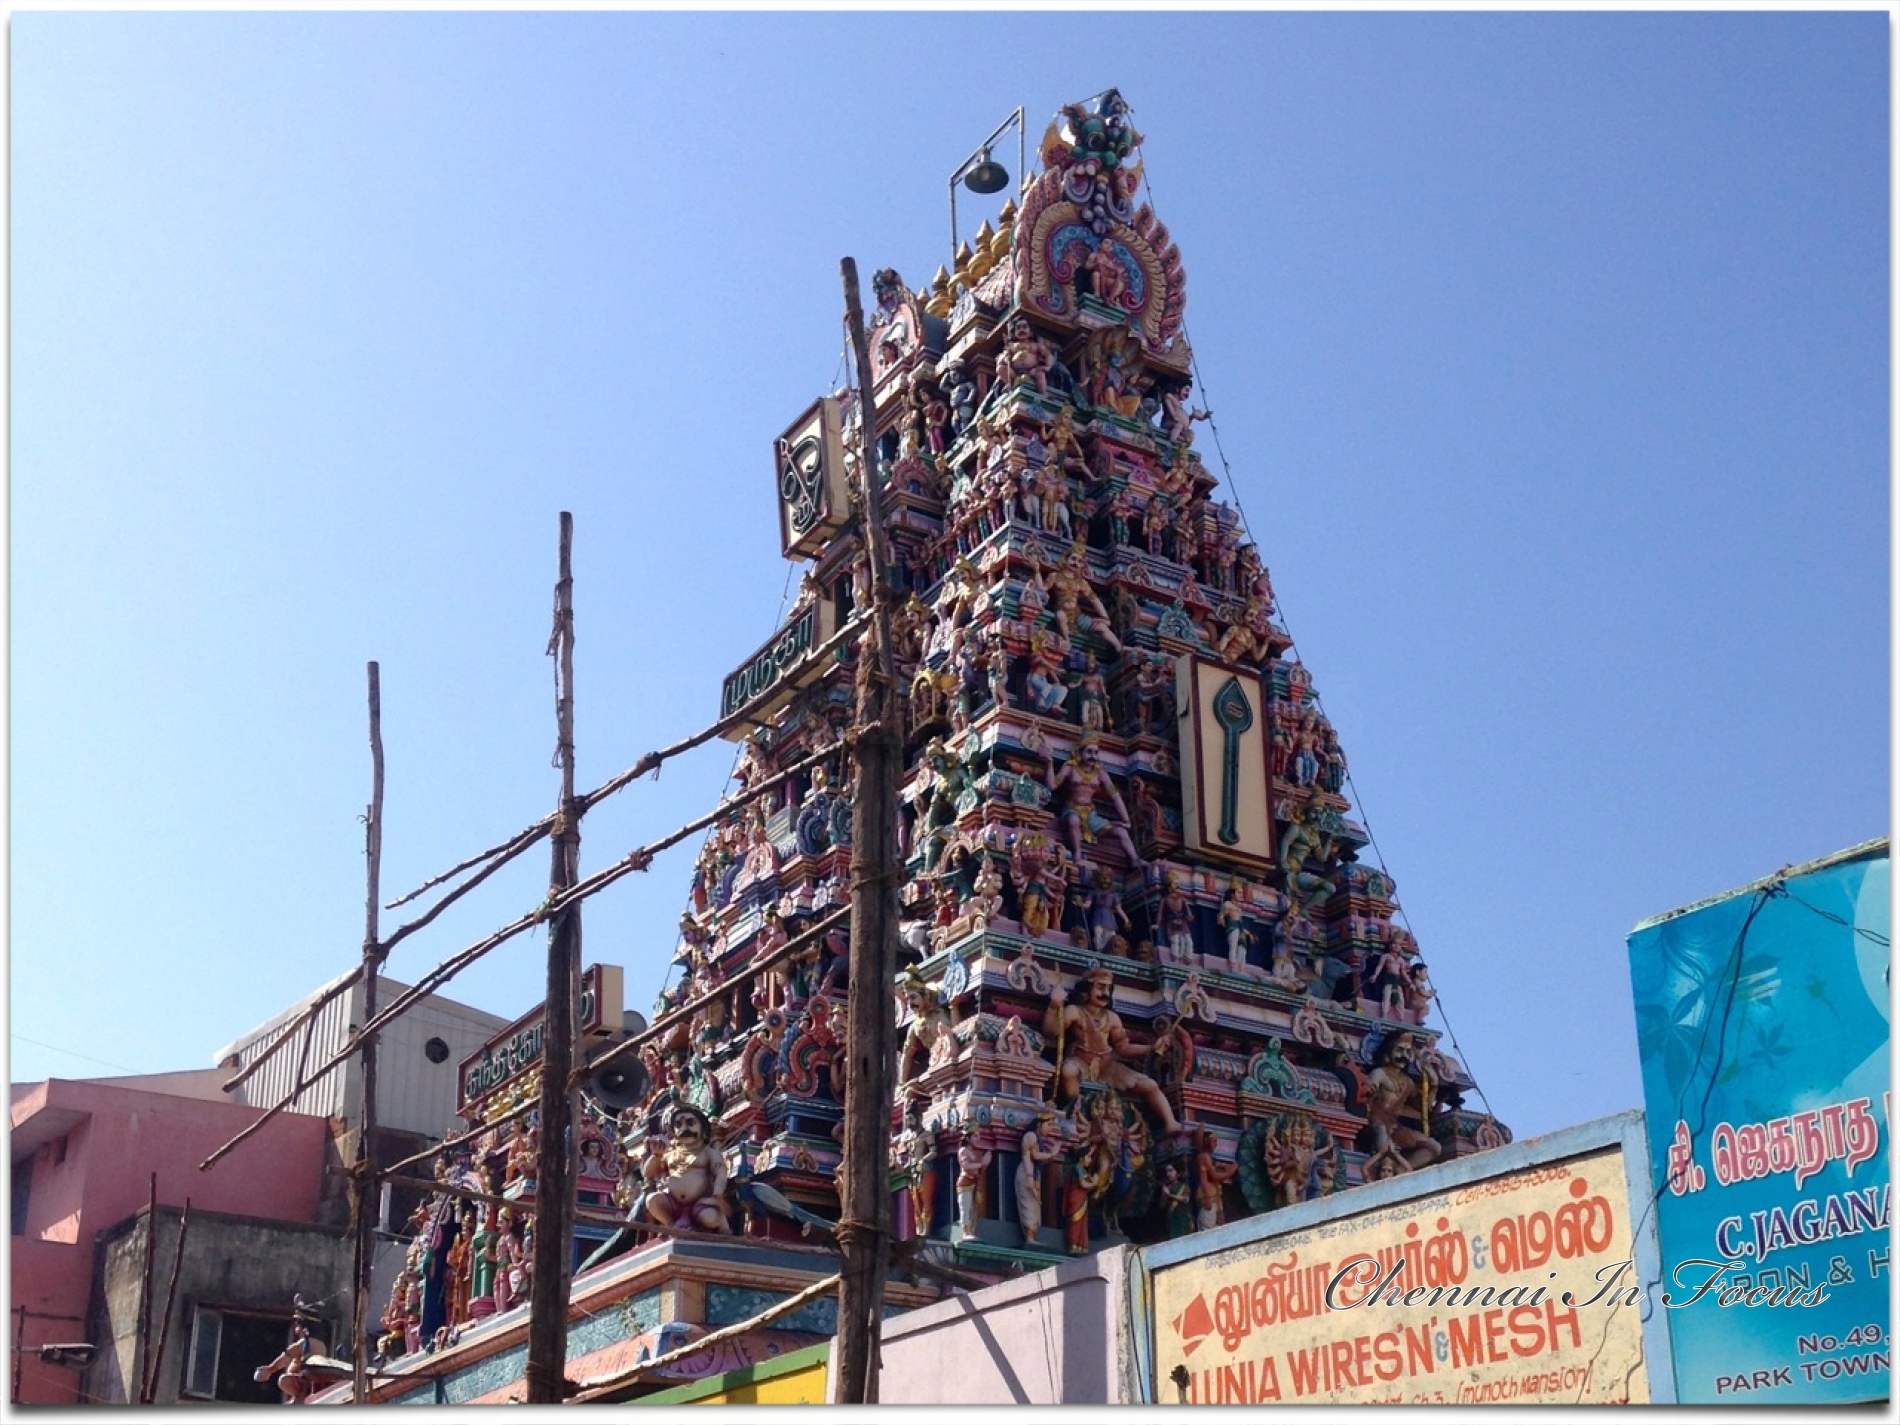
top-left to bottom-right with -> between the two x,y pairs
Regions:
1212,676 -> 1254,846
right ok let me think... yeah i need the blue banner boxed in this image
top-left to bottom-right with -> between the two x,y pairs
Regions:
1628,841 -> 1889,1404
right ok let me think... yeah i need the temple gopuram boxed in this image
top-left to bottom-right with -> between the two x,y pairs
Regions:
355,89 -> 1510,1402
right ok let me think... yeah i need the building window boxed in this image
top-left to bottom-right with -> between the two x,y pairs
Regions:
182,1308 -> 324,1404
10,1157 -> 30,1235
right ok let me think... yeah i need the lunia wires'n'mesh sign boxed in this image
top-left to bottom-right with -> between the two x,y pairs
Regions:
1151,1147 -> 1649,1406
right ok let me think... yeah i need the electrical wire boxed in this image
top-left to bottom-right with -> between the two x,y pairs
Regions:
10,1034 -> 142,1076
1568,879 -> 1778,1403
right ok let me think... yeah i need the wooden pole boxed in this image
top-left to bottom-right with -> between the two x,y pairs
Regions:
834,256 -> 901,1406
141,1200 -> 191,1404
351,662 -> 384,1405
526,512 -> 582,1404
132,1173 -> 157,1403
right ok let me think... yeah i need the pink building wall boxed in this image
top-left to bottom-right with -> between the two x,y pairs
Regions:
9,1077 -> 332,1405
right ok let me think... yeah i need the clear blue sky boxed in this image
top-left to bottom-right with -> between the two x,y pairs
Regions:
11,12 -> 1889,1142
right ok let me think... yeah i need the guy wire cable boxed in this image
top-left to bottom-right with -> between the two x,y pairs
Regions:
1134,133 -> 1503,1128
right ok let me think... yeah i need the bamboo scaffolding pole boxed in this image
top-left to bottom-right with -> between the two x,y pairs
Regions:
140,1200 -> 191,1404
379,1097 -> 536,1181
376,820 -> 551,957
565,1271 -> 843,1404
351,662 -> 385,1406
132,1174 -> 157,1404
543,741 -> 837,920
526,511 -> 583,1405
578,614 -> 864,813
569,905 -> 850,1087
380,614 -> 861,917
217,967 -> 364,1095
385,817 -> 553,911
835,253 -> 903,1407
380,1175 -> 627,1234
202,736 -> 849,1175
378,1173 -> 841,1262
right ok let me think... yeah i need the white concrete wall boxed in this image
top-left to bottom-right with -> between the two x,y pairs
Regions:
866,1248 -> 1135,1405
217,974 -> 507,1138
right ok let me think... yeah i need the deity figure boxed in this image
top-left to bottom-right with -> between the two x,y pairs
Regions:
1081,325 -> 1145,418
942,360 -> 980,437
381,1254 -> 420,1358
1016,1106 -> 1064,1242
252,1318 -> 323,1402
1147,1011 -> 1194,1125
985,627 -> 1012,711
898,1101 -> 937,1238
1360,1031 -> 1443,1175
1320,722 -> 1347,794
1043,965 -> 1182,1135
1160,872 -> 1195,963
497,1211 -> 528,1314
1143,490 -> 1173,558
1081,242 -> 1130,306
1269,936 -> 1305,991
464,1202 -> 503,1314
750,906 -> 791,1011
955,1136 -> 993,1240
1217,882 -> 1252,974
896,967 -> 953,1088
1106,484 -> 1140,548
912,736 -> 971,873
1130,776 -> 1164,847
1035,542 -> 1123,653
1010,832 -> 1059,941
1023,627 -> 1071,717
1081,864 -> 1130,953
635,1104 -> 732,1234
1042,460 -> 1072,538
1262,1113 -> 1340,1207
1160,1162 -> 1194,1239
1045,732 -> 1144,869
1366,936 -> 1412,1020
1405,959 -> 1436,1026
1016,460 -> 1044,530
996,317 -> 1058,396
1074,653 -> 1109,732
1278,797 -> 1339,921
1289,709 -> 1323,788
967,855 -> 1005,927
1065,1124 -> 1116,1254
1194,1127 -> 1238,1230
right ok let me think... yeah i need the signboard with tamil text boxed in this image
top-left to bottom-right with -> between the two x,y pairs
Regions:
1137,1115 -> 1665,1406
457,963 -> 622,1114
1627,839 -> 1889,1405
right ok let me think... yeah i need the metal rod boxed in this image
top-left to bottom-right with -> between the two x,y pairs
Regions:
949,106 -> 1025,257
